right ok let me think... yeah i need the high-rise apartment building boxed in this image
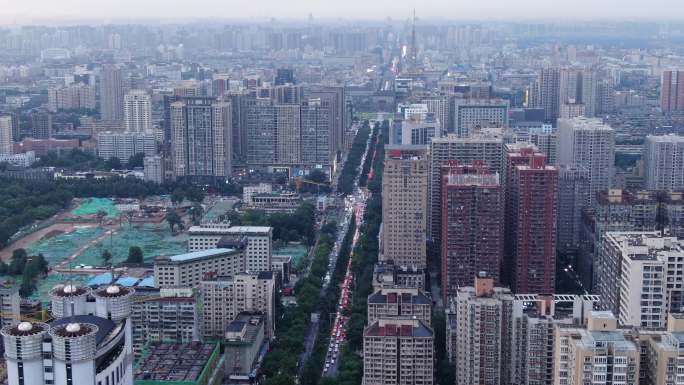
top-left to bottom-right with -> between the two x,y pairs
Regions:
274,68 -> 295,85
508,154 -> 558,294
661,70 -> 684,112
188,225 -> 273,273
643,134 -> 684,191
449,273 -> 514,385
557,165 -> 590,253
597,231 -> 684,328
560,67 -> 598,118
389,115 -> 438,146
143,155 -> 165,183
199,272 -> 275,340
453,98 -> 509,137
579,189 -> 684,290
170,97 -> 232,182
553,311 -> 640,385
97,131 -> 156,164
123,90 -> 152,132
0,115 -> 13,155
300,98 -> 332,167
530,127 -> 558,165
47,83 -> 96,112
510,294 -> 600,385
362,318 -> 434,385
100,64 -> 125,121
441,163 -> 503,300
428,133 -> 504,243
275,103 -> 301,164
130,287 -> 198,357
557,117 -> 615,205
381,145 -> 428,268
367,287 -> 432,326
308,86 -> 346,156
30,111 -> 52,139
530,67 -> 560,121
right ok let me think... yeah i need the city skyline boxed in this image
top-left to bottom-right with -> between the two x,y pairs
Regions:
3,0 -> 684,25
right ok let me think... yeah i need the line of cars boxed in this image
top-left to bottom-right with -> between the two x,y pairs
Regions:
324,197 -> 365,375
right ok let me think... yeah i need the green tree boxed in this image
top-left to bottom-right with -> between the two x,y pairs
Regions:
189,202 -> 204,225
9,249 -> 28,275
101,249 -> 113,266
127,152 -> 145,169
171,189 -> 185,206
104,157 -> 122,170
126,246 -> 144,264
19,277 -> 36,297
96,209 -> 108,224
165,210 -> 182,233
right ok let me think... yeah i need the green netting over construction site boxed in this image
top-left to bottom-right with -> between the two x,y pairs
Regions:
274,244 -> 308,268
203,200 -> 236,222
25,223 -> 186,268
27,226 -> 105,266
71,198 -> 119,217
75,223 -> 188,266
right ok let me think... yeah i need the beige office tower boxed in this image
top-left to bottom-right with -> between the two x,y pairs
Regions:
381,145 -> 428,268
123,90 -> 152,132
428,133 -> 504,244
554,311 -> 639,385
362,317 -> 434,385
449,273 -> 514,385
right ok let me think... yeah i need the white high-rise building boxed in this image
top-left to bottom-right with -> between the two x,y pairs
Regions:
598,231 -> 684,328
453,98 -> 509,137
644,134 -> 684,191
97,131 -> 156,164
557,117 -> 615,205
123,90 -> 152,132
0,115 -> 13,155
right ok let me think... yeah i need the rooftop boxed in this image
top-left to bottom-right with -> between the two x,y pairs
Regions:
364,319 -> 433,338
50,315 -> 116,345
135,342 -> 219,384
368,289 -> 431,305
157,248 -> 238,263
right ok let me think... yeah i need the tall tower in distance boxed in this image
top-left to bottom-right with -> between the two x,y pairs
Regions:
661,70 -> 684,112
0,115 -> 13,155
123,90 -> 152,132
101,64 -> 125,121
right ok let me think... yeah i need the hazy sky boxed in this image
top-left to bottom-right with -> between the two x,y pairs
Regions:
2,0 -> 684,24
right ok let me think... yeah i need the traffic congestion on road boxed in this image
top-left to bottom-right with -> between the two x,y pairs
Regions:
323,120 -> 377,376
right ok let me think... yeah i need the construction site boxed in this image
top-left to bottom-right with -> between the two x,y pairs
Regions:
0,196 -> 189,304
